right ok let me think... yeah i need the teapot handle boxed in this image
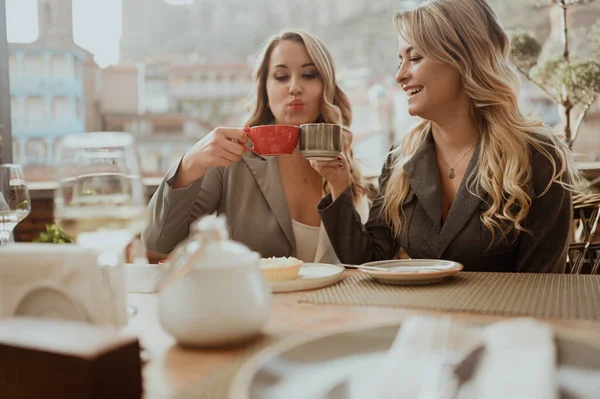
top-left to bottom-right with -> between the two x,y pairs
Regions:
156,231 -> 208,292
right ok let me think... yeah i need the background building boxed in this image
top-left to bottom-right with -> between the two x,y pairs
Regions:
8,0 -> 98,169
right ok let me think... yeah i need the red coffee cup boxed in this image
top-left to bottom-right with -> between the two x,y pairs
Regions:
243,125 -> 299,156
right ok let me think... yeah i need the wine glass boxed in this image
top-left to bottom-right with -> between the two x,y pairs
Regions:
54,132 -> 147,326
0,164 -> 31,246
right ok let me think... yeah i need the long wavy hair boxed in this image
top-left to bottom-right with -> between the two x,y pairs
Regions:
245,29 -> 367,199
382,0 -> 576,242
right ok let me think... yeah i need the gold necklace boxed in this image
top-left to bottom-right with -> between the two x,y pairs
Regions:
437,142 -> 477,179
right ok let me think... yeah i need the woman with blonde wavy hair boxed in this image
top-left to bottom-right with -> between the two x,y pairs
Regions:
313,0 -> 575,273
143,29 -> 369,264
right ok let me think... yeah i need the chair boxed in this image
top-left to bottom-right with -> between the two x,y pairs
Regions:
568,201 -> 600,274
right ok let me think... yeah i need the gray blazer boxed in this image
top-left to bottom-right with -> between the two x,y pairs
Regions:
318,132 -> 573,273
142,152 -> 369,263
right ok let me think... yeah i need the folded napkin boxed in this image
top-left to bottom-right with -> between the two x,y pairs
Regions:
557,367 -> 600,399
350,316 -> 481,399
474,318 -> 557,399
350,317 -> 598,399
0,243 -> 111,326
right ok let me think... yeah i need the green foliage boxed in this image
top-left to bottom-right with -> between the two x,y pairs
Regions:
509,30 -> 542,71
34,224 -> 73,244
508,1 -> 600,148
80,189 -> 98,196
536,0 -> 597,5
531,59 -> 600,104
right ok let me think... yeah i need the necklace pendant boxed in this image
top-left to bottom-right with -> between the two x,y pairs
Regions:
449,168 -> 455,179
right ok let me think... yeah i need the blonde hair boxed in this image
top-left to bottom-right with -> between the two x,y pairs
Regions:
246,29 -> 367,199
383,0 -> 575,243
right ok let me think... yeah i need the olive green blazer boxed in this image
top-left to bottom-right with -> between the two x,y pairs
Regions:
142,152 -> 369,263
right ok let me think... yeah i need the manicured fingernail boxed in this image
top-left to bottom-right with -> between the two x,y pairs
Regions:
336,155 -> 342,161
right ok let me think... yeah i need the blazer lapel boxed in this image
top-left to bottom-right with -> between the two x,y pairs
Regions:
243,154 -> 295,252
436,140 -> 483,257
403,132 -> 443,234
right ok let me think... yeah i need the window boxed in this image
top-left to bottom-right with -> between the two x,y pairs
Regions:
50,54 -> 69,78
73,57 -> 82,80
23,55 -> 44,80
25,97 -> 45,128
52,97 -> 71,123
24,138 -> 47,165
10,97 -> 19,123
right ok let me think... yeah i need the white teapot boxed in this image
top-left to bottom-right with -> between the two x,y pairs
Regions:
157,215 -> 271,347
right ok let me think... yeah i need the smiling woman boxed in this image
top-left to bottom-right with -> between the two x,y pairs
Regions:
317,0 -> 577,274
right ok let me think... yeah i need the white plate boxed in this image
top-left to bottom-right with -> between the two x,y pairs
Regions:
270,263 -> 344,293
359,259 -> 463,285
230,323 -> 600,399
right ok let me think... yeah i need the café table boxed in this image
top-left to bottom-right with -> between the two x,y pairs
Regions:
126,270 -> 600,399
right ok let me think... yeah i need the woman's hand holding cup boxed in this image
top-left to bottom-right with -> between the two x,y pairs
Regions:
310,153 -> 351,200
173,127 -> 249,188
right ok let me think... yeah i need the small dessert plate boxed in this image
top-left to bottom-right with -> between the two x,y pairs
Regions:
270,263 -> 344,293
358,259 -> 463,285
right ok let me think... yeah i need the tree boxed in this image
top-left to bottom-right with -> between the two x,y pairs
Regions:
510,0 -> 600,149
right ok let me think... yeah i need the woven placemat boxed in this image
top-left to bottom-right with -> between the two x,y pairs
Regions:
300,272 -> 600,321
172,335 -> 281,399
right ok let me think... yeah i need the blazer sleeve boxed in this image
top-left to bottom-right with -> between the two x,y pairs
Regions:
318,153 -> 400,265
515,146 -> 573,273
142,159 -> 224,254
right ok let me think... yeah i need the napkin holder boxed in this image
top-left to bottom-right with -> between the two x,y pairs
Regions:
0,317 -> 142,399
0,243 -> 112,325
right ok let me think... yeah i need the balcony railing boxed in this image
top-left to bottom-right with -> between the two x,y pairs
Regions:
12,119 -> 86,138
9,77 -> 83,97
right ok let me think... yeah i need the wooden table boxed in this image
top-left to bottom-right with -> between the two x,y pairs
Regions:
126,271 -> 600,399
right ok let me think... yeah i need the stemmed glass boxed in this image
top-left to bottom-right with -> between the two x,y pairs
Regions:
0,164 -> 31,246
54,132 -> 147,326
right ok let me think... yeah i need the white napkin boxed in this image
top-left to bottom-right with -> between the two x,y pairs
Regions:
350,317 -> 565,399
558,366 -> 600,399
350,316 -> 481,399
0,243 -> 111,326
473,318 -> 557,399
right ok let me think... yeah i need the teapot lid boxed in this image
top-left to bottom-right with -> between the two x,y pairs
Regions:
157,215 -> 247,291
191,213 -> 228,241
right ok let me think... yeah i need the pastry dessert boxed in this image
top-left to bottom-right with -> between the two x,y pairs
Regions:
259,257 -> 303,281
